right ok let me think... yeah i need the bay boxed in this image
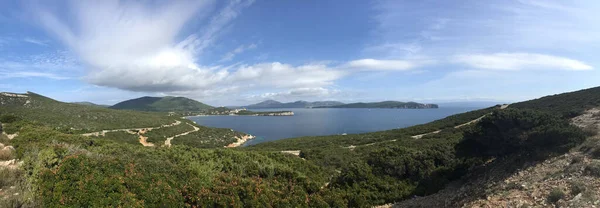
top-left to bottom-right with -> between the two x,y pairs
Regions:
188,107 -> 480,146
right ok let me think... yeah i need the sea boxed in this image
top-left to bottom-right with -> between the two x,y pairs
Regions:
188,107 -> 481,146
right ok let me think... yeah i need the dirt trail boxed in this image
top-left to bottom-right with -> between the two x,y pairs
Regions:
164,123 -> 200,147
344,104 -> 511,150
81,120 -> 181,137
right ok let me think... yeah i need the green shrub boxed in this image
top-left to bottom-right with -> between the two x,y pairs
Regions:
571,181 -> 586,195
571,155 -> 584,164
547,188 -> 565,204
585,162 -> 600,177
0,114 -> 19,123
457,109 -> 585,158
583,125 -> 599,137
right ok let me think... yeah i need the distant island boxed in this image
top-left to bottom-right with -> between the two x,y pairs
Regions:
315,101 -> 438,109
193,107 -> 294,116
243,100 -> 344,108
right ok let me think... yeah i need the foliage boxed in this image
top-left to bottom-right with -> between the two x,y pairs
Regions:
585,161 -> 600,177
547,188 -> 565,204
571,181 -> 586,195
144,121 -> 194,144
0,92 -> 174,133
11,126 -> 331,207
110,96 -> 214,112
173,124 -> 243,148
456,109 -> 585,158
512,86 -> 600,118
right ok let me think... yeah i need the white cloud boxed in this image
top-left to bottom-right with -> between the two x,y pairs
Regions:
0,71 -> 69,80
344,59 -> 432,71
219,43 -> 257,62
453,53 -> 593,71
245,87 -> 341,101
23,37 -> 48,46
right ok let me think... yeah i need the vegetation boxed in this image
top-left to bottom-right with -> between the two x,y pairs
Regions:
172,124 -> 244,148
456,109 -> 585,158
512,86 -> 600,118
1,85 -> 598,206
110,96 -> 214,112
316,101 -> 438,109
547,188 -> 565,204
144,122 -> 195,144
9,125 -> 331,207
0,92 -> 174,133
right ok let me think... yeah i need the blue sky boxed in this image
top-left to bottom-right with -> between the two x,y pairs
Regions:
0,0 -> 599,106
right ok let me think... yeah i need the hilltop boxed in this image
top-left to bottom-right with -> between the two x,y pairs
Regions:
110,96 -> 213,112
317,101 -> 438,109
245,100 -> 344,108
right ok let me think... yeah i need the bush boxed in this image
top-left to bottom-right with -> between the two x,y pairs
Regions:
457,109 -> 585,158
571,155 -> 584,164
0,115 -> 19,123
547,188 -> 565,204
585,162 -> 600,177
571,181 -> 586,195
583,125 -> 599,137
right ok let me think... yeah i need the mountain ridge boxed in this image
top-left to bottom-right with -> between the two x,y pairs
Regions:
244,100 -> 344,108
110,96 -> 214,112
316,101 -> 439,109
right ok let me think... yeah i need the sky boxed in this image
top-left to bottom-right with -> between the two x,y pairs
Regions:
0,0 -> 599,106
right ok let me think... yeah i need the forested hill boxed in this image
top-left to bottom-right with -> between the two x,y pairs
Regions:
317,101 -> 438,109
110,96 -> 214,112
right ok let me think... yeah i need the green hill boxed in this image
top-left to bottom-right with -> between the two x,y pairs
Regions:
0,92 -> 173,133
318,101 -> 438,109
110,96 -> 214,112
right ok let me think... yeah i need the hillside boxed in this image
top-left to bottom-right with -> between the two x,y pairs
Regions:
1,87 -> 599,207
245,100 -> 344,108
317,101 -> 438,109
110,96 -> 214,112
0,92 -> 173,133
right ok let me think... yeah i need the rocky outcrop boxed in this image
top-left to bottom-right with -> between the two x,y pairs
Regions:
226,134 -> 255,147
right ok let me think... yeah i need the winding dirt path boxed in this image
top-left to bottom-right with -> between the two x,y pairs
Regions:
164,123 -> 199,147
344,104 -> 511,150
81,120 -> 182,137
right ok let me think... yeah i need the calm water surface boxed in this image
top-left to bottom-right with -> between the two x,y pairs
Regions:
188,107 -> 479,146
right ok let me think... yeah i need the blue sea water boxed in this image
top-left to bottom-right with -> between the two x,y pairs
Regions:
188,107 -> 480,146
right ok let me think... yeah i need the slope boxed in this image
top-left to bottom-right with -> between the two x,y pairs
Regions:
0,92 -> 173,133
110,96 -> 214,112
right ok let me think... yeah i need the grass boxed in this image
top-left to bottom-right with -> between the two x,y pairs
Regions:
0,147 -> 15,160
93,131 -> 141,146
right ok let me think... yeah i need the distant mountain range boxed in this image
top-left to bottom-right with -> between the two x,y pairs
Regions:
244,100 -> 344,108
110,96 -> 213,112
316,101 -> 438,109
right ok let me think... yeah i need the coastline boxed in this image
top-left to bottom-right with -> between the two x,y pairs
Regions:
226,134 -> 255,148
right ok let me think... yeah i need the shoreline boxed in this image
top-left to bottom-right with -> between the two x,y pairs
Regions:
226,134 -> 255,148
